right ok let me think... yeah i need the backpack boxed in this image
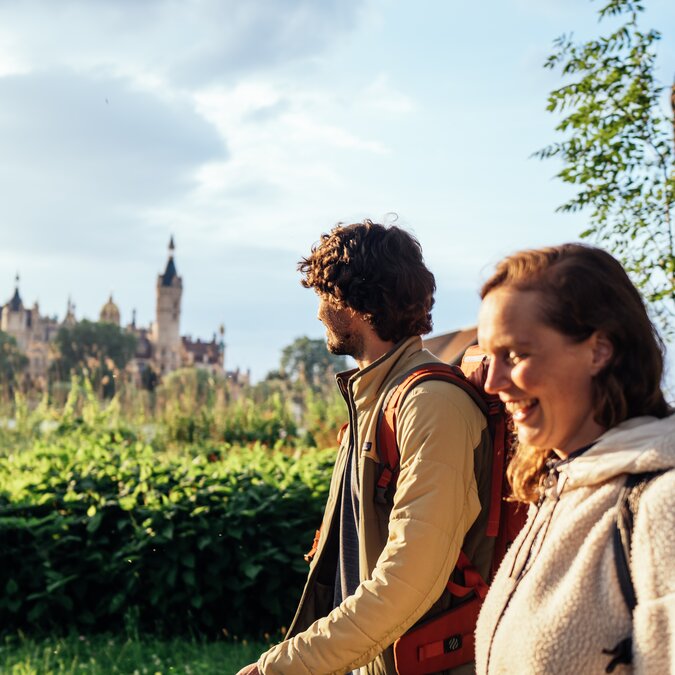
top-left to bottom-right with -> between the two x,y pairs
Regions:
379,346 -> 526,675
603,470 -> 666,673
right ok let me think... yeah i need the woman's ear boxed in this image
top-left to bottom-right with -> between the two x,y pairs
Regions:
590,331 -> 614,375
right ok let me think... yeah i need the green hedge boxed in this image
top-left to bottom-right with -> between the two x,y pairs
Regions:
0,429 -> 334,638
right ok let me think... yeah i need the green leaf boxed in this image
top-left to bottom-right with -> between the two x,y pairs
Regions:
86,511 -> 103,533
242,561 -> 264,581
182,569 -> 196,587
161,521 -> 174,540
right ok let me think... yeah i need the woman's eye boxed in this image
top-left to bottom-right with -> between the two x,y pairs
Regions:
506,351 -> 524,365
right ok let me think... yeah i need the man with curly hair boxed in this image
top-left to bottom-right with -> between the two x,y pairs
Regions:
238,221 -> 491,675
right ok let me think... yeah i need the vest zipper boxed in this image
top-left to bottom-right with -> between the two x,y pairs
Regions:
347,381 -> 360,491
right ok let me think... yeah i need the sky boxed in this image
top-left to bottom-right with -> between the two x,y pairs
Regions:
1,0 -> 674,381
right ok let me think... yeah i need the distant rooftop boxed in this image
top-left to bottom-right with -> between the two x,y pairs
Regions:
423,327 -> 477,365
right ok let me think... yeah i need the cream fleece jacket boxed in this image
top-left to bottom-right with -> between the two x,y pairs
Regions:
475,414 -> 675,675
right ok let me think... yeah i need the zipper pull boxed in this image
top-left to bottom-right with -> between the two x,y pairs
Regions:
542,458 -> 562,501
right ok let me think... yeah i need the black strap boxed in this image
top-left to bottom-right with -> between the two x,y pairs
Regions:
602,638 -> 632,673
605,470 -> 665,672
612,471 -> 664,610
612,477 -> 638,612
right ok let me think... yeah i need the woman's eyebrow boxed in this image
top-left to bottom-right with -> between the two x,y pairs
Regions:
489,336 -> 534,351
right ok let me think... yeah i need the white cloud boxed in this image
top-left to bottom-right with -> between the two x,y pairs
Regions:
363,74 -> 416,114
149,79 -> 390,250
282,111 -> 388,153
0,0 -> 364,86
0,70 -> 225,257
0,0 -> 377,264
0,41 -> 29,77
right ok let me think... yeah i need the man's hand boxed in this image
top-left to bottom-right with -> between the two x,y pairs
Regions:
235,664 -> 260,675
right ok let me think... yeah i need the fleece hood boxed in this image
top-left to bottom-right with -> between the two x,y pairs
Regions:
561,414 -> 675,488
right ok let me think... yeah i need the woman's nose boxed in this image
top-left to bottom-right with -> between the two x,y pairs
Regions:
484,357 -> 507,395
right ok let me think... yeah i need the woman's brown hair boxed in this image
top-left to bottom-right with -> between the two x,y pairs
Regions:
481,243 -> 670,502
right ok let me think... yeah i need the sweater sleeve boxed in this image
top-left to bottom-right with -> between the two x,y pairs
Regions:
631,470 -> 675,675
258,381 -> 484,675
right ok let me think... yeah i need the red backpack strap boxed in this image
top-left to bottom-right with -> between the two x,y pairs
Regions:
337,422 -> 349,445
304,528 -> 322,563
461,347 -> 508,539
484,408 -> 506,538
375,363 -> 488,503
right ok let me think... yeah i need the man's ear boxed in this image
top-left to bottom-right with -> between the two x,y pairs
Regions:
347,307 -> 368,323
590,331 -> 613,376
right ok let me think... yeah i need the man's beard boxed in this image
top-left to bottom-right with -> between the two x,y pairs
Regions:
319,299 -> 365,360
326,329 -> 364,359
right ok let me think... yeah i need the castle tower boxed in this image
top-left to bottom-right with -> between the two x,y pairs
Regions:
152,236 -> 183,374
64,297 -> 77,327
1,274 -> 29,351
218,324 -> 226,372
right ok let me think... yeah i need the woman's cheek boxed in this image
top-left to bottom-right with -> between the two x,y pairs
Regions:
512,363 -> 532,390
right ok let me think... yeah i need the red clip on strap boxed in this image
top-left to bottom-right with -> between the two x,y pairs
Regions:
446,551 -> 489,600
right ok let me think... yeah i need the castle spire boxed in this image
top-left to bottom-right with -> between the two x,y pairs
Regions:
161,236 -> 178,287
9,273 -> 23,311
64,296 -> 77,326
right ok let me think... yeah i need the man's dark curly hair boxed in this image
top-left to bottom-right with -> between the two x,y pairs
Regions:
299,220 -> 435,342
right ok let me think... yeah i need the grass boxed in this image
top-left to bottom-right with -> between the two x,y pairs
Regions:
0,633 -> 271,674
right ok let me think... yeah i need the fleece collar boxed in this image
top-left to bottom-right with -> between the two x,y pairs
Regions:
560,414 -> 675,488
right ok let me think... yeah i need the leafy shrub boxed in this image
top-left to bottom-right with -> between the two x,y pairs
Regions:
0,433 -> 334,639
154,370 -> 299,447
301,387 -> 347,449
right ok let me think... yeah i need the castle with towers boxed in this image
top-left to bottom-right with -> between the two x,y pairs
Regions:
1,238 -> 233,389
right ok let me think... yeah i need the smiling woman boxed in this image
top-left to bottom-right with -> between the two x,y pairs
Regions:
474,243 -> 675,674
478,243 -> 669,503
478,286 -> 611,459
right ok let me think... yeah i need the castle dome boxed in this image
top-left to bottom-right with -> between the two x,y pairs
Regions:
100,294 -> 121,325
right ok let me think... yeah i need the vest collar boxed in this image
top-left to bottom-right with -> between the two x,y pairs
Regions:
335,335 -> 423,407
